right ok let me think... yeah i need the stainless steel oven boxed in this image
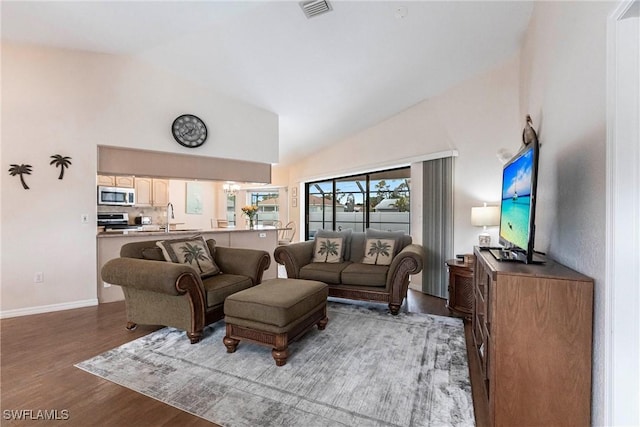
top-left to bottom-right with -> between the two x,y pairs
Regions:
97,186 -> 135,206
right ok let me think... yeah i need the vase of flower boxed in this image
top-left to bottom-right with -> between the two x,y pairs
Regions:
241,205 -> 258,229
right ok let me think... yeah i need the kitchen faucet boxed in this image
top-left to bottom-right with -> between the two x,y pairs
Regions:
166,202 -> 174,233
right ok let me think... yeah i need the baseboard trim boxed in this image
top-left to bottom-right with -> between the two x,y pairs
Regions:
0,299 -> 99,319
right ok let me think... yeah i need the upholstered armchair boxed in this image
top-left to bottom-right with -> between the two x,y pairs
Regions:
101,238 -> 270,344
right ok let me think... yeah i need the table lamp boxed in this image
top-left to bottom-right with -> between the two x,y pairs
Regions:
471,203 -> 500,247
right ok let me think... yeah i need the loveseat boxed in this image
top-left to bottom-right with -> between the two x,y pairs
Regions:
101,237 -> 270,344
274,229 -> 424,314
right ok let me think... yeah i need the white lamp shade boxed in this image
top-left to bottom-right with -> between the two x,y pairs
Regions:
471,206 -> 500,227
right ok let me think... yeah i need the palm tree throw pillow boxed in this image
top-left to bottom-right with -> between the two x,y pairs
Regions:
312,237 -> 344,263
156,236 -> 220,277
362,238 -> 396,266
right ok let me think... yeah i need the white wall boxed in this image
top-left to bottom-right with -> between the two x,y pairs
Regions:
285,56 -> 521,254
0,43 -> 279,316
607,3 -> 640,425
519,2 -> 618,425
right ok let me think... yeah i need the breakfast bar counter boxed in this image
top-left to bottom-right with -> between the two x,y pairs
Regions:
97,224 -> 279,237
97,226 -> 280,303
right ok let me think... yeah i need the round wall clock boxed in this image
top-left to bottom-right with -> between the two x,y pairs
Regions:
171,114 -> 208,148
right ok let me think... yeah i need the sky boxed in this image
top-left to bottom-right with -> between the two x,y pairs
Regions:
502,147 -> 533,199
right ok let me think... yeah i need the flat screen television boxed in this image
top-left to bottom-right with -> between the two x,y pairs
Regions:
491,140 -> 543,264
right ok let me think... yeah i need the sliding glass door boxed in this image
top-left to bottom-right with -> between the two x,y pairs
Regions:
304,167 -> 410,240
307,181 -> 333,238
368,169 -> 410,234
336,175 -> 367,232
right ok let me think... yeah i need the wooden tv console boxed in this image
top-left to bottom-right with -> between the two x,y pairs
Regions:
472,247 -> 594,426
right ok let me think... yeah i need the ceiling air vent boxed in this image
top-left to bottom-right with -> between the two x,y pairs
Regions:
300,0 -> 333,19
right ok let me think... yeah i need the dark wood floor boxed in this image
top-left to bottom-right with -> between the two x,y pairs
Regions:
0,290 -> 488,426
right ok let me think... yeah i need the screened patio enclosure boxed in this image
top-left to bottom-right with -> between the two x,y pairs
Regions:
305,167 -> 410,240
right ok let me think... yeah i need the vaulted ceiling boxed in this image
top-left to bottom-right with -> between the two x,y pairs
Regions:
1,1 -> 533,165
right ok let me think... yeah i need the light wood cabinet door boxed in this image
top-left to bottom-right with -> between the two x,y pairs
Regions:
98,175 -> 134,187
152,179 -> 169,207
134,178 -> 152,206
115,176 -> 135,188
134,178 -> 168,207
97,175 -> 115,186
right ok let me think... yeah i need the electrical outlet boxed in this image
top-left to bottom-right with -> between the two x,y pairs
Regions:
81,214 -> 89,224
34,272 -> 44,283
259,233 -> 266,238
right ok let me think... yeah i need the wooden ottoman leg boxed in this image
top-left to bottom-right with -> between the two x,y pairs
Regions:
389,303 -> 401,315
223,324 -> 239,353
187,331 -> 202,344
187,330 -> 203,344
125,322 -> 137,331
317,316 -> 328,330
272,333 -> 289,366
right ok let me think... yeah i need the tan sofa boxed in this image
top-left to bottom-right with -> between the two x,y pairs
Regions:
101,238 -> 270,344
274,230 -> 424,314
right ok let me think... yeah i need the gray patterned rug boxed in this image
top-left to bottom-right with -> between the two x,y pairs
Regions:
76,301 -> 474,426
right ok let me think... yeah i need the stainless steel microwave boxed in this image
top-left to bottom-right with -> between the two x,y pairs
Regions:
97,186 -> 135,206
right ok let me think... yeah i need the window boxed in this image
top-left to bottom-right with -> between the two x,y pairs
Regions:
305,167 -> 410,239
226,194 -> 236,225
368,170 -> 410,234
336,175 -> 367,233
307,181 -> 333,237
248,191 -> 280,226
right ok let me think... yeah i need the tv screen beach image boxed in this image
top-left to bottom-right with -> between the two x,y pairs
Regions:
500,147 -> 534,250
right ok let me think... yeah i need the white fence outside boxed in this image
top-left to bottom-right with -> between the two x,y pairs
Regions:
309,211 -> 410,237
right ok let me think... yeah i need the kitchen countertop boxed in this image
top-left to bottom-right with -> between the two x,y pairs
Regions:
96,225 -> 281,238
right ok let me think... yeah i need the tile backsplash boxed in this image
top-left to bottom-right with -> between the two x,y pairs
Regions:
97,205 -> 168,225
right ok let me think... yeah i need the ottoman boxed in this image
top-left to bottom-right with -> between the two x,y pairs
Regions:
223,278 -> 328,366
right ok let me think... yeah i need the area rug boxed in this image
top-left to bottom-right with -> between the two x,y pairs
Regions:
76,301 -> 474,426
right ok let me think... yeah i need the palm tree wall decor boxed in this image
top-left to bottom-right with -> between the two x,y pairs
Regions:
8,164 -> 33,190
50,154 -> 72,179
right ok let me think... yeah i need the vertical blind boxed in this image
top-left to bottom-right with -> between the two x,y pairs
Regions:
422,157 -> 454,298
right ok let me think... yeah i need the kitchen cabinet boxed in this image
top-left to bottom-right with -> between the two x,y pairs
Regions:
135,178 -> 169,207
152,179 -> 169,206
116,176 -> 135,188
97,175 -> 114,186
97,175 -> 134,188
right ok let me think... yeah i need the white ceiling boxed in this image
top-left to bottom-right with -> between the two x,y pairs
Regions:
1,1 -> 533,165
